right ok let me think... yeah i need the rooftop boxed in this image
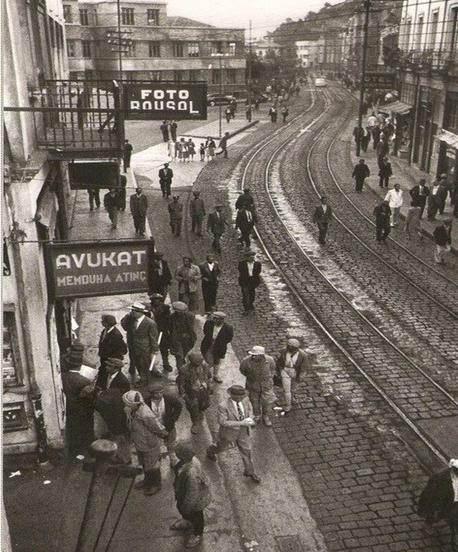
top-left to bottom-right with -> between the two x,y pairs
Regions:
166,16 -> 214,28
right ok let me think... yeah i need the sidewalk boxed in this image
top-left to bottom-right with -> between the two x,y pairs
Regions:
347,116 -> 458,253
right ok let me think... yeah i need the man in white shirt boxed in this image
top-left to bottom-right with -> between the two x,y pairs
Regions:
384,183 -> 403,227
275,338 -> 311,413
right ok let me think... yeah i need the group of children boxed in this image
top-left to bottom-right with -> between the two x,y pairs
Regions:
171,136 -> 218,162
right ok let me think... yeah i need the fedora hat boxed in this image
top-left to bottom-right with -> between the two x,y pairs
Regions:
105,358 -> 124,369
227,385 -> 247,397
287,338 -> 300,348
129,302 -> 148,313
212,311 -> 226,319
248,345 -> 265,356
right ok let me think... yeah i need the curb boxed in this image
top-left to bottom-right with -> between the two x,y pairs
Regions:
181,120 -> 260,141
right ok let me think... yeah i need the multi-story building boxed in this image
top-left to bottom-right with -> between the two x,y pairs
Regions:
252,36 -> 282,59
295,39 -> 323,69
64,0 -> 246,94
3,0 -> 71,456
396,0 -> 458,180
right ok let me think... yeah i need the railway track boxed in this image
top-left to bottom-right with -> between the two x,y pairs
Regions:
239,84 -> 457,466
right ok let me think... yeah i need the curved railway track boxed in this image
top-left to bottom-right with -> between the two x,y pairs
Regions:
239,85 -> 457,466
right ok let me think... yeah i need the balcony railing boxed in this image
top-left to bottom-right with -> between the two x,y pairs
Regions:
33,79 -> 123,158
398,48 -> 457,74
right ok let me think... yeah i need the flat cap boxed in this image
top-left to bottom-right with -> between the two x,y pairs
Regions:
212,311 -> 226,319
228,385 -> 247,397
248,345 -> 265,356
105,358 -> 124,369
172,301 -> 188,312
287,338 -> 301,348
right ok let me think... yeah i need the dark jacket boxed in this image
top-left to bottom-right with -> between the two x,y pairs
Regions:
148,259 -> 172,294
200,261 -> 220,287
146,392 -> 183,432
207,211 -> 227,235
313,205 -> 333,225
130,193 -> 148,217
433,224 -> 452,247
174,457 -> 211,515
151,303 -> 171,335
190,197 -> 206,218
238,260 -> 262,288
418,468 -> 455,523
352,163 -> 370,181
235,209 -> 255,233
276,348 -> 310,381
235,193 -> 255,212
378,161 -> 392,178
95,372 -> 130,435
410,184 -> 430,206
168,200 -> 184,221
169,311 -> 196,352
104,192 -> 120,211
120,313 -> 159,355
98,326 -> 128,361
159,167 -> 173,184
201,320 -> 234,360
373,203 -> 391,225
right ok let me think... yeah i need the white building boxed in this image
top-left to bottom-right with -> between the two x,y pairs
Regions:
295,39 -> 323,68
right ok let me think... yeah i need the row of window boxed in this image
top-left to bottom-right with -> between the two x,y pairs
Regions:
70,68 -> 240,84
402,7 -> 458,54
67,40 -> 238,59
64,5 -> 160,26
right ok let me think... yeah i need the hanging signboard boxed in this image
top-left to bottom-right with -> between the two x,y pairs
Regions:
124,81 -> 207,120
364,72 -> 396,90
45,240 -> 154,299
68,161 -> 120,190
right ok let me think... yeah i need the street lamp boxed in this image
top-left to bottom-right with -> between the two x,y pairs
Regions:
211,52 -> 230,138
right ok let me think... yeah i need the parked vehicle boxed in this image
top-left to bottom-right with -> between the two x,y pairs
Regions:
314,77 -> 327,88
207,94 -> 236,106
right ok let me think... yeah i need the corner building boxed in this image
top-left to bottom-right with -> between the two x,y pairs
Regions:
64,0 -> 246,94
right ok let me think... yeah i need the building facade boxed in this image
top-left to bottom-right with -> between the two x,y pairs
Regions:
397,0 -> 458,179
295,39 -> 323,69
3,0 -> 71,456
64,0 -> 246,94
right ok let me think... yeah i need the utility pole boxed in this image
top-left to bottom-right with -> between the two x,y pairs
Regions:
117,0 -> 122,81
219,55 -> 223,138
356,0 -> 370,157
248,20 -> 253,112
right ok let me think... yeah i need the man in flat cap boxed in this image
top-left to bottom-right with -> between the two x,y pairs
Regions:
239,345 -> 276,426
149,293 -> 172,373
276,338 -> 311,413
130,187 -> 148,237
175,257 -> 201,312
169,301 -> 197,374
97,314 -> 128,389
200,312 -> 234,384
148,251 -> 172,298
190,190 -> 206,237
168,195 -> 184,237
199,254 -> 221,313
237,250 -> 262,314
145,381 -> 183,466
159,162 -> 173,198
235,188 -> 256,214
207,205 -> 227,254
235,205 -> 256,249
207,385 -> 260,483
418,458 -> 458,551
121,303 -> 159,386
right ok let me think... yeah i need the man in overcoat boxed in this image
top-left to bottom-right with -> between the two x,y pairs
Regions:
97,314 -> 127,388
149,293 -> 172,373
130,187 -> 148,237
169,301 -> 196,373
148,251 -> 172,297
207,205 -> 227,254
199,254 -> 220,313
200,311 -> 233,384
312,195 -> 333,245
235,206 -> 256,248
352,158 -> 370,193
159,163 -> 174,198
175,256 -> 201,312
206,386 -> 260,483
237,250 -> 262,314
168,195 -> 184,237
190,190 -> 206,236
121,302 -> 159,386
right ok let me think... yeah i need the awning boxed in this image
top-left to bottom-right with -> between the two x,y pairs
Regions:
35,187 -> 58,229
378,100 -> 412,116
436,129 -> 458,149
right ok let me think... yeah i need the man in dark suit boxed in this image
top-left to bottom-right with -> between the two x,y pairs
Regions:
410,178 -> 430,219
97,314 -> 128,388
149,293 -> 172,373
418,458 -> 458,551
123,139 -> 133,173
312,196 -> 333,245
237,250 -> 262,314
121,303 -> 159,386
352,158 -> 370,192
130,188 -> 148,237
207,205 -> 227,254
190,190 -> 206,236
235,188 -> 256,213
169,301 -> 196,373
148,251 -> 172,297
200,312 -> 234,383
216,131 -> 230,158
94,357 -> 131,464
199,254 -> 220,312
159,163 -> 173,198
235,206 -> 256,248
206,385 -> 260,483
145,382 -> 183,466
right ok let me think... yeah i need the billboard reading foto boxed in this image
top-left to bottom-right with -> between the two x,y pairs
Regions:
45,240 -> 154,299
124,82 -> 207,120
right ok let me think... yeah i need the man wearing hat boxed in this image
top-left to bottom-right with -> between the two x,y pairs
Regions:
180,352 -> 212,434
175,257 -> 201,312
418,458 -> 458,551
121,303 -> 159,386
199,254 -> 221,313
207,205 -> 227,254
168,195 -> 184,237
159,162 -> 174,198
190,190 -> 206,237
200,312 -> 234,384
148,251 -> 172,297
97,314 -> 128,389
235,188 -> 256,214
130,187 -> 148,237
61,342 -> 95,460
149,293 -> 172,373
237,250 -> 262,314
169,301 -> 197,374
94,358 -> 131,464
206,385 -> 260,483
276,338 -> 311,413
172,442 -> 212,549
239,346 -> 276,426
145,381 -> 183,466
235,205 -> 256,249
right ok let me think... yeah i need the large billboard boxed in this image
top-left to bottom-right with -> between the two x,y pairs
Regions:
124,82 -> 207,120
45,240 -> 154,299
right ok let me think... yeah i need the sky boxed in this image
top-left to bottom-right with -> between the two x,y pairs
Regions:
166,0 -> 341,38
